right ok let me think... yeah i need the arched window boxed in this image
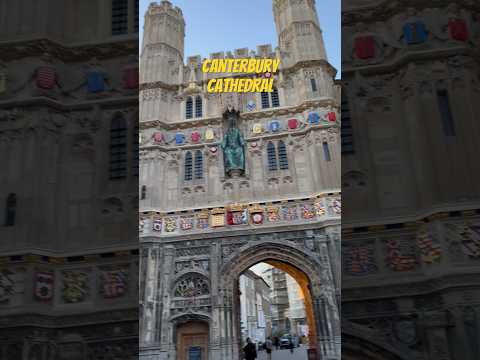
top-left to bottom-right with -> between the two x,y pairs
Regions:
437,89 -> 455,136
278,140 -> 289,170
194,150 -> 203,179
134,0 -> 139,32
271,87 -> 280,107
186,96 -> 193,119
267,142 -> 278,171
261,92 -> 270,109
195,95 -> 203,118
323,142 -> 331,161
140,185 -> 147,200
184,151 -> 193,181
341,91 -> 354,154
109,115 -> 128,179
111,0 -> 128,35
310,78 -> 317,92
5,193 -> 16,226
132,120 -> 139,177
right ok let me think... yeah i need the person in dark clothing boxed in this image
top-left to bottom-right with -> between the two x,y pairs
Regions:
288,339 -> 294,353
274,336 -> 280,350
244,338 -> 257,360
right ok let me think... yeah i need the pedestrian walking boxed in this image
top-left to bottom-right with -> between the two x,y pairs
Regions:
274,336 -> 280,350
288,339 -> 294,354
264,337 -> 272,360
244,338 -> 257,360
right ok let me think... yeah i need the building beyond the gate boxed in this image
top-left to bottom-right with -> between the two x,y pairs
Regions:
239,270 -> 272,344
139,1 -> 341,360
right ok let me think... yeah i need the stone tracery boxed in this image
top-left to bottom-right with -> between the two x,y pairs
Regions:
173,273 -> 210,298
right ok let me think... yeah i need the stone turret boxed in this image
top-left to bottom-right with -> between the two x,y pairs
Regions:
272,0 -> 336,105
141,0 -> 185,84
273,0 -> 328,65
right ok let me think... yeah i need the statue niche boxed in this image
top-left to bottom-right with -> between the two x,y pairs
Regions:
221,108 -> 245,177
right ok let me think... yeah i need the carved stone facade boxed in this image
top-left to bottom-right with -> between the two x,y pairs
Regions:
139,1 -> 340,359
342,1 -> 480,359
0,1 -> 138,359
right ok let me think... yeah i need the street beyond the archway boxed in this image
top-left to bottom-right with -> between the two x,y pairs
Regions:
258,346 -> 308,360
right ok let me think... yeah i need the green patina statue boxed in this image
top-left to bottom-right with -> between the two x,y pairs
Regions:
221,109 -> 245,176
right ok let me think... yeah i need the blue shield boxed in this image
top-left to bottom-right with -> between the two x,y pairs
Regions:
403,22 -> 427,44
308,112 -> 320,125
87,71 -> 105,93
175,133 -> 185,145
270,120 -> 280,132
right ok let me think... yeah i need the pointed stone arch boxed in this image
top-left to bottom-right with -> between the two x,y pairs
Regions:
216,240 -> 338,360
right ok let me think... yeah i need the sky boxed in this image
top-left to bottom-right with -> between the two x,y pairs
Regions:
139,0 -> 341,77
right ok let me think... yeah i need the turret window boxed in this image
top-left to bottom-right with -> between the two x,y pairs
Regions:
184,152 -> 193,181
261,87 -> 280,109
5,193 -> 16,227
109,115 -> 128,179
341,92 -> 354,154
278,141 -> 289,170
261,92 -> 270,109
437,89 -> 455,136
311,78 -> 317,92
195,96 -> 203,118
141,185 -> 147,200
323,142 -> 331,162
271,87 -> 280,107
267,142 -> 278,171
112,0 -> 129,35
134,0 -> 139,32
186,97 -> 193,119
132,121 -> 139,177
267,141 -> 289,171
194,150 -> 204,179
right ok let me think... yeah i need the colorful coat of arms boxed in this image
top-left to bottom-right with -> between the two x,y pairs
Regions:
386,238 -> 417,271
164,217 -> 177,232
328,197 -> 341,215
100,268 -> 128,299
281,206 -> 298,221
34,270 -> 54,301
249,205 -> 264,225
0,269 -> 15,303
211,209 -> 226,227
152,217 -> 162,232
417,226 -> 442,263
196,212 -> 209,230
180,217 -> 194,231
227,209 -> 248,225
301,204 -> 316,219
458,223 -> 480,258
266,206 -> 280,222
343,243 -> 377,275
62,270 -> 89,303
314,199 -> 326,216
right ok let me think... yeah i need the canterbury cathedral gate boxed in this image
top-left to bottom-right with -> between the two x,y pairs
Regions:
139,1 -> 341,359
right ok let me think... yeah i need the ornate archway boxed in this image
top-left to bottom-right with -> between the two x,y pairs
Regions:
215,240 -> 339,360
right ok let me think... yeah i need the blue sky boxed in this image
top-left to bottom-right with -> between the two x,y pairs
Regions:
139,0 -> 340,77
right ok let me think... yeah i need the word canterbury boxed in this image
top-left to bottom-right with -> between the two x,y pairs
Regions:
202,58 -> 280,93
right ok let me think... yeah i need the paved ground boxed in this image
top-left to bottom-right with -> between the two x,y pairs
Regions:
257,346 -> 308,360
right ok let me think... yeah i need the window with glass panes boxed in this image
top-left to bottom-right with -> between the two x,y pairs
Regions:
184,152 -> 193,181
112,0 -> 128,35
